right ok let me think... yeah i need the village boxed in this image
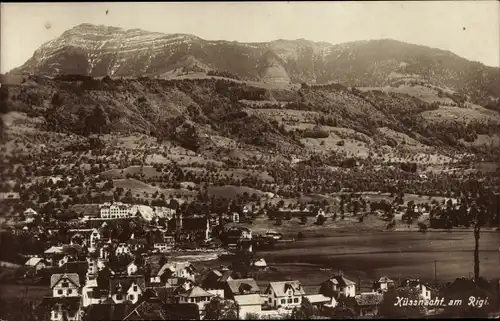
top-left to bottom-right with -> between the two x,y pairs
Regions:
7,201 -> 499,320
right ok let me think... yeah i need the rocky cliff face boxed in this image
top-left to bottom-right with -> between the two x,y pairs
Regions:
11,23 -> 500,104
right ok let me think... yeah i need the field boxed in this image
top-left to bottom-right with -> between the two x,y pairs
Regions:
0,284 -> 51,300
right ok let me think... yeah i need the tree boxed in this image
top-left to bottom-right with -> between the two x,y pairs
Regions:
291,297 -> 314,319
159,256 -> 168,267
315,215 -> 326,225
203,297 -> 238,320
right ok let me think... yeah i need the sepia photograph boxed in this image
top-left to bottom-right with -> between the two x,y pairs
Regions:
0,1 -> 499,320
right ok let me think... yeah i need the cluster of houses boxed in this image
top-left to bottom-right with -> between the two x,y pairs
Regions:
18,202 -> 500,320
25,224 -> 440,321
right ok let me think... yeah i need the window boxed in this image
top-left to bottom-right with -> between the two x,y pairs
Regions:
62,282 -> 69,288
281,299 -> 285,304
191,298 -> 195,303
128,295 -> 134,301
288,299 -> 292,304
268,298 -> 272,303
294,298 -> 299,303
67,289 -> 72,294
58,290 -> 63,295
133,285 -> 137,292
116,294 -> 123,300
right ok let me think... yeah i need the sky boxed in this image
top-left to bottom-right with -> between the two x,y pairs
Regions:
1,1 -> 499,73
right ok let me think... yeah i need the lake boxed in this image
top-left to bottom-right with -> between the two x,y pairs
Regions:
259,231 -> 500,284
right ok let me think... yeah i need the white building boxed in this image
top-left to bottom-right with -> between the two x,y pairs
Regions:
403,279 -> 432,301
264,280 -> 305,309
23,208 -> 39,222
234,294 -> 263,319
127,262 -> 138,276
109,276 -> 145,304
51,273 -> 81,298
99,202 -> 131,219
25,257 -> 47,273
89,228 -> 101,249
82,279 -> 100,307
115,243 -> 132,256
178,286 -> 214,313
320,274 -> 357,298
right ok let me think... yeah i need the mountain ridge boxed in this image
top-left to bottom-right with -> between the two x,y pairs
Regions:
10,23 -> 499,108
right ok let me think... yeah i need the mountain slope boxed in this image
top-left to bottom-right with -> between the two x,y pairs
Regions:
3,76 -> 500,160
10,24 -> 500,107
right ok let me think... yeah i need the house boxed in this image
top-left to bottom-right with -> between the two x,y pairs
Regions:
127,261 -> 138,276
152,262 -> 197,284
86,257 -> 99,279
24,208 -> 39,222
89,228 -> 101,249
319,274 -> 357,298
25,257 -> 47,273
373,276 -> 396,293
153,238 -> 175,253
343,292 -> 384,317
264,280 -> 306,309
251,258 -> 267,270
44,246 -> 65,266
178,286 -> 214,314
115,243 -> 132,256
165,277 -> 196,292
234,294 -> 263,319
305,294 -> 337,308
39,296 -> 81,321
224,278 -> 260,299
202,268 -> 238,290
265,231 -> 282,240
82,278 -> 101,307
58,261 -> 88,286
401,278 -> 432,301
109,275 -> 146,304
51,273 -> 81,297
99,202 -> 131,219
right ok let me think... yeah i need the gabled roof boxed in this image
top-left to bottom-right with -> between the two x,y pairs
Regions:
326,275 -> 356,287
45,246 -> 64,254
234,293 -> 262,306
226,278 -> 260,295
109,276 -> 146,295
211,269 -> 223,277
158,262 -> 196,277
267,280 -> 305,297
166,277 -> 195,287
178,286 -> 214,298
219,270 -> 235,282
50,273 -> 80,289
377,276 -> 394,283
306,294 -> 333,304
25,257 -> 44,266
